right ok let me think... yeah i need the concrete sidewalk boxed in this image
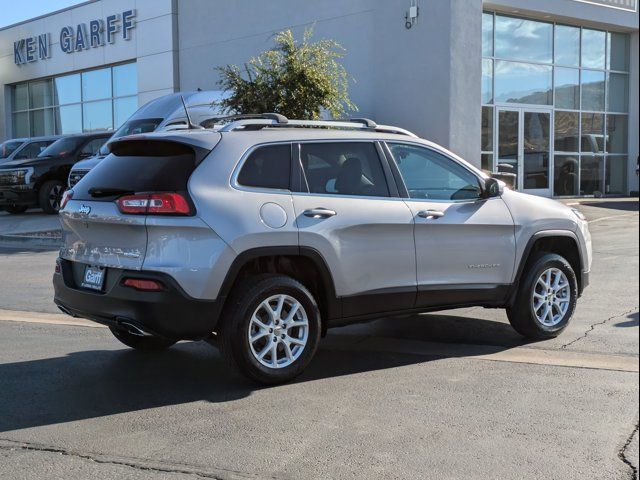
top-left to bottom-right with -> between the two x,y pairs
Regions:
0,209 -> 61,248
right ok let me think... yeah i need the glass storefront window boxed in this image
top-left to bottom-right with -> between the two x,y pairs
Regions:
606,156 -> 627,195
606,115 -> 628,154
495,15 -> 553,63
482,13 -> 493,57
554,68 -> 580,110
54,74 -> 81,105
581,113 -> 605,153
554,155 -> 579,196
11,63 -> 137,137
113,63 -> 137,98
581,29 -> 606,69
481,153 -> 493,172
13,84 -> 29,111
12,112 -> 29,138
554,111 -> 579,152
494,61 -> 552,105
481,107 -> 493,151
581,70 -> 605,111
83,100 -> 113,131
607,73 -> 628,112
82,68 -> 112,101
114,97 -> 138,128
554,25 -> 580,67
30,109 -> 56,137
580,155 -> 604,195
29,80 -> 54,109
482,59 -> 493,104
607,32 -> 630,71
56,105 -> 83,134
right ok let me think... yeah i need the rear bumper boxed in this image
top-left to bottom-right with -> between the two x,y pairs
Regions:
53,258 -> 223,340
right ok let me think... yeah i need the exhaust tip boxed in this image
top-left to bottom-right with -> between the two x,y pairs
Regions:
116,317 -> 152,337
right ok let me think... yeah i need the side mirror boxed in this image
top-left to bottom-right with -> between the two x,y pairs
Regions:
483,177 -> 504,198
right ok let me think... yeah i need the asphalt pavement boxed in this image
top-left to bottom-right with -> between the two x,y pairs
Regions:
0,199 -> 638,479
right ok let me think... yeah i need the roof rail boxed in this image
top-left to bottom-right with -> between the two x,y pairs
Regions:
216,115 -> 417,137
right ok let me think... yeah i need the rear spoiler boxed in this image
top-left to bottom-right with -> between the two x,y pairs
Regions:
106,131 -> 221,165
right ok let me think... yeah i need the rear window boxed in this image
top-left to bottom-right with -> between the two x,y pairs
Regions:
73,140 -> 199,201
98,118 -> 163,155
238,144 -> 291,190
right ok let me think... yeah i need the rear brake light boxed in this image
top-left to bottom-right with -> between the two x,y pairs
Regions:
60,190 -> 73,209
122,278 -> 166,291
116,193 -> 191,215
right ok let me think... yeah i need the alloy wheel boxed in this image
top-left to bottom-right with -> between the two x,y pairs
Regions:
531,267 -> 571,327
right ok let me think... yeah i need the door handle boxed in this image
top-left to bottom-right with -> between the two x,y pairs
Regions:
303,208 -> 337,219
417,209 -> 444,219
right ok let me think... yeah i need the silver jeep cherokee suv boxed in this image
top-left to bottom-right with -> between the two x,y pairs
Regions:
54,116 -> 592,384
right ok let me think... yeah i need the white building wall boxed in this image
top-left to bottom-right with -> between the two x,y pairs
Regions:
0,0 -> 178,142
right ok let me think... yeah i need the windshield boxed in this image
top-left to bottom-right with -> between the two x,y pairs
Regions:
38,137 -> 84,158
98,118 -> 163,155
0,140 -> 24,159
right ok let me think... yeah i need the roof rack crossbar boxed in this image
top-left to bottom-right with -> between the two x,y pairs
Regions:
217,117 -> 417,137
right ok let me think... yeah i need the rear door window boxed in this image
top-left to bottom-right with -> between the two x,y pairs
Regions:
73,140 -> 202,201
297,142 -> 389,197
237,144 -> 291,190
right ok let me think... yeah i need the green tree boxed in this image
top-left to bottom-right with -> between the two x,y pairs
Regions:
216,28 -> 356,119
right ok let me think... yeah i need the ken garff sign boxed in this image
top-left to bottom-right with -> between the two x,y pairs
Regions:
13,9 -> 136,65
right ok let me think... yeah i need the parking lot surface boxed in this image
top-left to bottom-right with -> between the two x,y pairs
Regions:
0,199 -> 638,479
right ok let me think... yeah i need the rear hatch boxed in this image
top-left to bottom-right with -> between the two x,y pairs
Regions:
59,133 -> 219,271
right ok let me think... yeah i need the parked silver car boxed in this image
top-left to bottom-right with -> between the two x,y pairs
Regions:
54,116 -> 592,384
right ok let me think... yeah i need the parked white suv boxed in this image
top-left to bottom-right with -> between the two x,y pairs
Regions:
54,116 -> 592,384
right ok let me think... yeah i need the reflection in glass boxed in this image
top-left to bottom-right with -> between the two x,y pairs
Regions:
580,155 -> 603,195
498,110 -> 519,187
495,61 -> 552,105
582,29 -> 606,69
12,112 -> 29,137
113,63 -> 138,97
481,107 -> 493,151
482,13 -> 493,57
29,80 -> 54,109
13,84 -> 29,111
56,105 -> 82,134
554,68 -> 579,110
83,100 -> 113,131
54,74 -> 81,105
581,113 -> 604,153
30,108 -> 56,137
82,68 -> 112,101
495,15 -> 552,63
482,59 -> 493,104
523,111 -> 550,189
606,156 -> 627,195
554,111 -> 579,152
581,70 -> 605,111
554,25 -> 580,67
114,96 -> 138,128
607,73 -> 628,113
481,153 -> 493,172
554,155 -> 579,196
606,115 -> 628,154
607,32 -> 630,71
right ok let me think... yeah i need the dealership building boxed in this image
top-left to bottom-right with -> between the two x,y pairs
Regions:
0,0 -> 638,197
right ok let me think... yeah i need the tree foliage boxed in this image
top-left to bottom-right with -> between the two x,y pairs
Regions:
216,28 -> 356,119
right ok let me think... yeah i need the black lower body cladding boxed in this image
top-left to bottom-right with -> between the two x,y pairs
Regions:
53,258 -> 222,340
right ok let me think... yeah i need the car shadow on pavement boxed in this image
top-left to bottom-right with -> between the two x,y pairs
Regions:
0,313 -> 530,433
579,200 -> 639,212
614,312 -> 639,328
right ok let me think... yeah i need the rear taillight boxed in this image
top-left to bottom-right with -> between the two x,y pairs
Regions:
60,190 -> 73,210
116,193 -> 191,215
122,278 -> 166,292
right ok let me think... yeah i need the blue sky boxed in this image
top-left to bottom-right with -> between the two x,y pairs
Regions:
0,0 -> 81,28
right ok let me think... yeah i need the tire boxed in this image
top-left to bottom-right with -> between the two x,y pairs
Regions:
109,327 -> 177,351
507,252 -> 578,339
38,180 -> 65,214
4,205 -> 28,214
218,275 -> 321,384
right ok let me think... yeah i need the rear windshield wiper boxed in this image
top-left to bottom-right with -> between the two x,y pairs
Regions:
88,187 -> 135,198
